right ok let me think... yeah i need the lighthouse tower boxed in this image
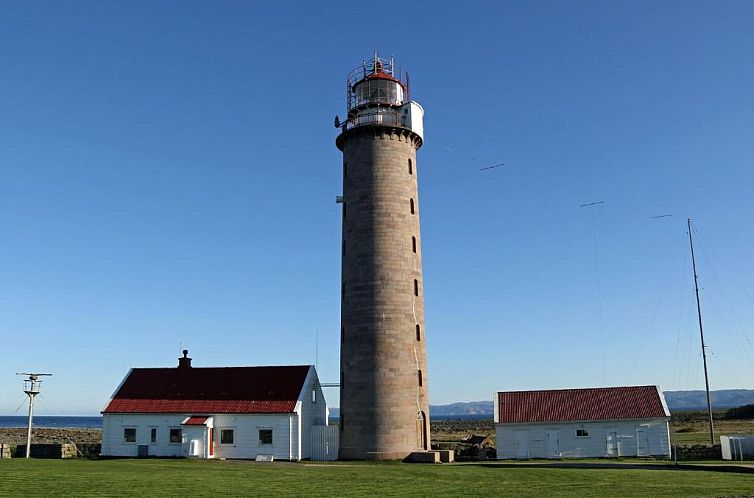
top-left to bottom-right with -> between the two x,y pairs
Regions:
336,54 -> 429,460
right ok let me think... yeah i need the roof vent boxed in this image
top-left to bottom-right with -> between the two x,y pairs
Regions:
178,349 -> 192,369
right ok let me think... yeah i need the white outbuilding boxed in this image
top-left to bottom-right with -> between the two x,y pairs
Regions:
494,385 -> 671,459
101,351 -> 335,461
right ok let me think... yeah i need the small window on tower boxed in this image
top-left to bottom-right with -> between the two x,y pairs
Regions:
408,158 -> 413,175
343,202 -> 347,219
410,198 -> 415,214
412,236 -> 417,253
416,324 -> 421,341
414,279 -> 419,296
418,369 -> 423,387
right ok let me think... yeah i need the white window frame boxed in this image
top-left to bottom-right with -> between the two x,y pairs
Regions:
149,427 -> 158,445
576,428 -> 590,438
219,428 -> 236,446
169,427 -> 182,444
258,428 -> 273,445
123,427 -> 137,444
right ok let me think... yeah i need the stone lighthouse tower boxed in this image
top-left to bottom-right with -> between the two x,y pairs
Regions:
336,54 -> 429,460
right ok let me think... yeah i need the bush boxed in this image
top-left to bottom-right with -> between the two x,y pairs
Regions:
724,404 -> 754,420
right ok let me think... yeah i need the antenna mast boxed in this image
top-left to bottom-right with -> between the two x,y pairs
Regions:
687,218 -> 715,445
16,372 -> 53,458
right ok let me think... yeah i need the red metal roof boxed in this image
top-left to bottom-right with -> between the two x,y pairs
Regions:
182,416 -> 210,426
103,365 -> 310,414
496,386 -> 669,424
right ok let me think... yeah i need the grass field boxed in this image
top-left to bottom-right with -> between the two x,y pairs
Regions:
673,418 -> 754,446
2,459 -> 754,497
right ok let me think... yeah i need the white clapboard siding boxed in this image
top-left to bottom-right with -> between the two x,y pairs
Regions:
496,418 -> 670,459
311,426 -> 339,461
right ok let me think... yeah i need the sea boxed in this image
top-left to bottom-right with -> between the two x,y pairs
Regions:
0,416 -> 102,429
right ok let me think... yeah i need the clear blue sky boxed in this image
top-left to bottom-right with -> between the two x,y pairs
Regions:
2,1 -> 754,415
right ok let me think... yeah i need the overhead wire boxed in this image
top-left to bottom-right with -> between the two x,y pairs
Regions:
586,205 -> 607,386
627,228 -> 684,384
691,228 -> 754,366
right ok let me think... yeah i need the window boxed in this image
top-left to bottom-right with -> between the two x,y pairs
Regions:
412,236 -> 417,253
414,279 -> 419,296
150,428 -> 157,444
410,198 -> 415,214
123,428 -> 136,443
259,429 -> 273,445
418,369 -> 423,387
312,389 -> 317,403
576,429 -> 589,438
169,428 -> 182,444
408,158 -> 413,175
416,324 -> 421,341
220,429 -> 234,445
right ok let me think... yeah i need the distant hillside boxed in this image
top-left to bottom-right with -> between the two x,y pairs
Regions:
328,402 -> 493,420
328,390 -> 754,418
430,401 -> 493,417
663,390 -> 754,411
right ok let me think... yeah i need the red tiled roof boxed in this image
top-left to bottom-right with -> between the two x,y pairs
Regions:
496,386 -> 668,424
182,416 -> 210,426
103,365 -> 310,414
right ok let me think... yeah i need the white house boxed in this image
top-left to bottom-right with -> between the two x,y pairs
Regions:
494,385 -> 671,459
101,351 -> 332,460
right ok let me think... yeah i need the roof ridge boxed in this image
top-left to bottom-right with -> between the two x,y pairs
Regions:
496,385 -> 657,394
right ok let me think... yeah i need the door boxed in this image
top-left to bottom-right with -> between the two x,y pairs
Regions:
606,430 -> 618,457
208,428 -> 214,457
545,430 -> 560,458
416,411 -> 428,450
515,431 -> 529,459
637,429 -> 649,457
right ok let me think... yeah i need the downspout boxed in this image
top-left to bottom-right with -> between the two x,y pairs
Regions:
289,415 -> 293,461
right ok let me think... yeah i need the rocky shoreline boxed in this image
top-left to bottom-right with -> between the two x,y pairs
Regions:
0,428 -> 101,446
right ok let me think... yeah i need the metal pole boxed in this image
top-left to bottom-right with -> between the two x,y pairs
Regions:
25,392 -> 35,459
687,218 -> 715,445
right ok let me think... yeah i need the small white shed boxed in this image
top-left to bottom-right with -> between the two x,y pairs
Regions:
101,351 -> 330,460
494,385 -> 671,459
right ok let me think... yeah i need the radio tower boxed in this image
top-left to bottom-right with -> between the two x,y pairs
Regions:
335,54 -> 430,460
16,372 -> 52,458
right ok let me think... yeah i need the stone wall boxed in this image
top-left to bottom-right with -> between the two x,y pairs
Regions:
10,443 -> 101,458
675,444 -> 722,460
338,125 -> 430,460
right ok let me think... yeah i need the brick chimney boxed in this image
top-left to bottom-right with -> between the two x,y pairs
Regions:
178,349 -> 192,369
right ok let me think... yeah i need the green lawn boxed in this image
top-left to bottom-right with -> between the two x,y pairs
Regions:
2,459 -> 754,497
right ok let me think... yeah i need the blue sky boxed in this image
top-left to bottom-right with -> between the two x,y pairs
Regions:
2,1 -> 754,415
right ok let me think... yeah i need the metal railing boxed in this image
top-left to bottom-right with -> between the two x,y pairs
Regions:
342,110 -> 407,131
344,54 -> 410,111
